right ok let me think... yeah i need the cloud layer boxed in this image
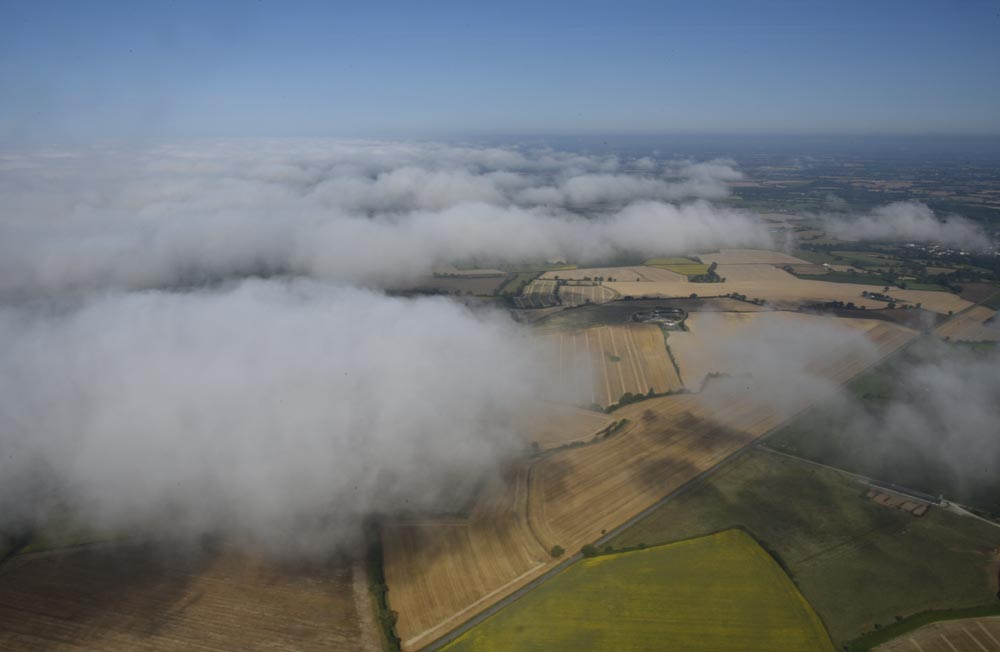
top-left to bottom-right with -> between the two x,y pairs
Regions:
0,141 -> 771,299
824,201 -> 988,250
0,280 -> 552,552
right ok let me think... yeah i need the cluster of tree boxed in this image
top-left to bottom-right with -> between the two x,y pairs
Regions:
689,261 -> 724,283
726,292 -> 765,305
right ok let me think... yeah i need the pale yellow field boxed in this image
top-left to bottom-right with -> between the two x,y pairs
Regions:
700,249 -> 819,266
934,306 -> 1000,342
876,617 -> 1000,652
382,318 -> 918,651
520,404 -> 617,450
539,266 -> 686,283
547,324 -> 683,406
606,277 -> 970,314
0,544 -> 379,652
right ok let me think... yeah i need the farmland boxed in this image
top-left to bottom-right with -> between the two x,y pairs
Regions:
875,616 -> 1000,652
642,256 -> 712,277
440,529 -> 835,652
539,266 -> 685,283
668,311 -> 911,388
544,324 -> 682,407
606,272 -> 971,314
382,316 -> 917,650
512,279 -> 559,308
765,337 -> 1000,513
610,449 -> 1000,648
0,543 -> 380,652
520,404 -> 618,450
935,306 -> 1000,342
557,283 -> 618,307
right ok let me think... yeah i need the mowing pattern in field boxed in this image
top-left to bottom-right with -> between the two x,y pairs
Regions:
382,466 -> 550,651
0,543 -> 378,652
513,279 -> 559,308
441,529 -> 835,652
934,306 -> 1000,342
876,617 -> 1000,652
382,318 -> 918,651
547,324 -> 682,406
558,283 -> 618,307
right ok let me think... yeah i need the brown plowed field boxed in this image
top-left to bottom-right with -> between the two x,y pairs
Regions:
548,324 -> 683,406
383,318 -> 918,651
0,543 -> 379,652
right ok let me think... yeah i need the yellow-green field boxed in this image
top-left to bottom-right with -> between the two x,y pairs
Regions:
441,529 -> 835,652
643,257 -> 710,276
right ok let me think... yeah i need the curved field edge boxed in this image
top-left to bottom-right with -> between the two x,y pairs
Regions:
848,606 -> 1000,651
608,448 -> 1000,647
438,528 -> 835,652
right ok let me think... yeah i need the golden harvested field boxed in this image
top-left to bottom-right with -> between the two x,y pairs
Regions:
539,266 -> 685,283
0,543 -> 379,652
383,466 -> 551,651
606,276 -> 970,314
934,306 -> 1000,342
546,324 -> 683,406
876,617 -> 1000,652
558,283 -> 618,306
383,317 -> 917,651
520,403 -> 617,450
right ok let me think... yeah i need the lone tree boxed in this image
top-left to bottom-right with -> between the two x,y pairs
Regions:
550,545 -> 565,558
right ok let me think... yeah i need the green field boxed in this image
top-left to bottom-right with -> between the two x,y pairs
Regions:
442,529 -> 835,652
609,449 -> 1000,647
643,257 -> 711,277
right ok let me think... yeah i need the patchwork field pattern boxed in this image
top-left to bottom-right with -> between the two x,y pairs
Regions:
934,306 -> 1000,342
383,318 -> 917,650
441,529 -> 835,652
611,449 -> 1000,647
513,279 -> 560,308
876,617 -> 1000,652
546,324 -> 683,406
0,544 -> 379,652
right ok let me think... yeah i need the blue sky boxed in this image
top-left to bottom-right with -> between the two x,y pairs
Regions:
1,0 -> 998,142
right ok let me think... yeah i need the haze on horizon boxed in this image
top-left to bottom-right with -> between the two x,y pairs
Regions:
2,0 -> 999,144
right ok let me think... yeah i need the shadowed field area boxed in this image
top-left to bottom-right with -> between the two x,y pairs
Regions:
0,542 -> 379,652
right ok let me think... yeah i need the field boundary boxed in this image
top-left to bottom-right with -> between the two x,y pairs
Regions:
846,605 -> 1000,651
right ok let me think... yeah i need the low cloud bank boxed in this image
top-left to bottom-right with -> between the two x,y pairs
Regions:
0,280 -> 555,553
823,201 -> 988,250
0,141 -> 771,299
